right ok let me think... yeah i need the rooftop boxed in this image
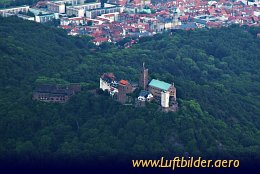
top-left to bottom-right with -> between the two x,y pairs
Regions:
119,79 -> 129,85
139,90 -> 150,97
149,79 -> 171,91
0,5 -> 29,10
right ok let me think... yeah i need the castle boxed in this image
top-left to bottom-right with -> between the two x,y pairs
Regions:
99,63 -> 178,111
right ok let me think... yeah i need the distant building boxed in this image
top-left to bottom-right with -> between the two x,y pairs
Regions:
133,0 -> 141,5
85,3 -> 122,19
99,12 -> 119,22
110,0 -> 128,6
61,0 -> 85,6
35,13 -> 56,23
93,37 -> 111,46
194,15 -> 218,28
139,62 -> 148,90
33,84 -> 81,103
29,7 -> 58,23
17,14 -> 35,21
143,0 -> 151,5
66,6 -> 85,17
47,1 -> 66,14
0,5 -> 29,17
65,2 -> 122,18
60,17 -> 85,26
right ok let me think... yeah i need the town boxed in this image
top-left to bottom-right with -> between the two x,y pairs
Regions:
0,0 -> 259,45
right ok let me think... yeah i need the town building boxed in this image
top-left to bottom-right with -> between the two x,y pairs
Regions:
65,2 -> 122,18
66,6 -> 85,17
29,7 -> 59,23
65,1 -> 109,17
73,2 -> 105,11
93,37 -> 111,45
47,1 -> 66,14
110,0 -> 128,6
35,13 -> 56,23
85,3 -> 122,19
17,14 -> 35,21
33,84 -> 81,103
0,5 -> 29,17
62,0 -> 86,6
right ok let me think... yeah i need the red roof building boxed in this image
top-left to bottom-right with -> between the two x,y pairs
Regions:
119,80 -> 129,85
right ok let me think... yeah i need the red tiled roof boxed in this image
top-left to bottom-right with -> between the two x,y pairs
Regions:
61,25 -> 72,29
207,21 -> 222,27
119,80 -> 129,85
180,15 -> 189,21
93,37 -> 108,43
221,9 -> 227,15
104,14 -> 115,17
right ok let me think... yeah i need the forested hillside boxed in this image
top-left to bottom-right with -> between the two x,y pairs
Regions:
0,17 -> 259,164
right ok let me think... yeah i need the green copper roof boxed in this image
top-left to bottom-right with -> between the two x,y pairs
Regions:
149,79 -> 171,91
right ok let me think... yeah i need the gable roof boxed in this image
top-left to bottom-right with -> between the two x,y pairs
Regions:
149,79 -> 171,91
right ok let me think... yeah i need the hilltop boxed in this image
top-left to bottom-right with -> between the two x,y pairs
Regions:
0,17 -> 259,165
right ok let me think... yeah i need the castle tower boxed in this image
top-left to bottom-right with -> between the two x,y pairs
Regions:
117,80 -> 132,104
161,91 -> 170,108
139,62 -> 148,90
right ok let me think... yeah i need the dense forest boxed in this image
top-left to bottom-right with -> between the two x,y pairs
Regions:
0,17 -> 259,166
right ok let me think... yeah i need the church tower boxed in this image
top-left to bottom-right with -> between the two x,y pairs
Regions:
139,62 -> 148,90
